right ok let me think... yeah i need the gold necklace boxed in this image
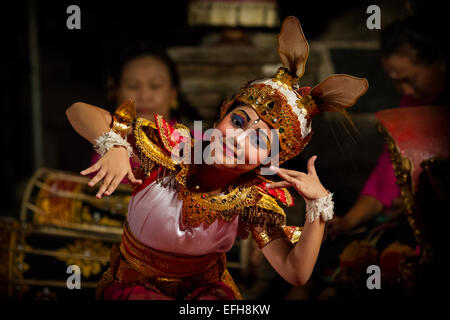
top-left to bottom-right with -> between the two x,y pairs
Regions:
178,168 -> 263,227
184,163 -> 242,195
170,164 -> 286,231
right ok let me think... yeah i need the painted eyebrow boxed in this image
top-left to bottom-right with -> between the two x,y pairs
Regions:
235,109 -> 250,122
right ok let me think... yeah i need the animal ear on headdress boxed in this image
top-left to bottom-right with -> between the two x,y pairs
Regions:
277,16 -> 309,78
309,74 -> 368,112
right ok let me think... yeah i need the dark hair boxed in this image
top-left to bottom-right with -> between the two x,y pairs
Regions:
380,15 -> 448,65
106,42 -> 200,121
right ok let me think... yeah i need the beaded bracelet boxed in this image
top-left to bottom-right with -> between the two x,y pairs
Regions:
305,192 -> 334,223
93,130 -> 133,157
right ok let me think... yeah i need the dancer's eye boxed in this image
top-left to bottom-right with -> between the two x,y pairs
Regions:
231,113 -> 245,128
249,131 -> 267,150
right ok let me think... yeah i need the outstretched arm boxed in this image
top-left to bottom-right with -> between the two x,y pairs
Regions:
66,102 -> 142,198
257,156 -> 329,286
66,102 -> 113,144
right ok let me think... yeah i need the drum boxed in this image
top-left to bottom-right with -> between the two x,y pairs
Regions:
0,167 -> 133,299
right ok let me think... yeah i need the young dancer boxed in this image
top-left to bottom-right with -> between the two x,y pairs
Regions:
66,16 -> 368,300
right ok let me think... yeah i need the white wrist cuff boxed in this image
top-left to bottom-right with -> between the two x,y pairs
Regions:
93,130 -> 133,157
305,192 -> 334,222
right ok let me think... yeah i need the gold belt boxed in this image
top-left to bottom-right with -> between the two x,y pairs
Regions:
106,222 -> 226,297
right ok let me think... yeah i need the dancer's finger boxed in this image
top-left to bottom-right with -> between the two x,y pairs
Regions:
307,155 -> 318,176
105,176 -> 122,196
87,169 -> 106,187
127,171 -> 142,186
96,174 -> 114,198
81,163 -> 100,176
265,181 -> 293,189
276,167 -> 306,179
276,169 -> 298,185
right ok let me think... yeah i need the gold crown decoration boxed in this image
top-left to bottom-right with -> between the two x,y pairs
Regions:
272,67 -> 299,89
219,16 -> 368,164
299,93 -> 320,120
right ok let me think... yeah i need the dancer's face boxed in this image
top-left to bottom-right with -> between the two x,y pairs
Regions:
117,56 -> 177,119
209,104 -> 276,174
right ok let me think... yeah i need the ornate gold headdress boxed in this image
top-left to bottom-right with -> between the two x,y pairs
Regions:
220,16 -> 369,164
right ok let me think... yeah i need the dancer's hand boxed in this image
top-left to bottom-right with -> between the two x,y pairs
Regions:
80,146 -> 142,198
265,156 -> 328,201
